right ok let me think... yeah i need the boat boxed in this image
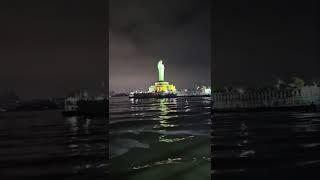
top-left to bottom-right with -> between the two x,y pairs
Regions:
62,96 -> 108,117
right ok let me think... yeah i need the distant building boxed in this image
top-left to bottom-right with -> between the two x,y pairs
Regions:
0,89 -> 20,111
0,89 -> 19,102
197,86 -> 211,95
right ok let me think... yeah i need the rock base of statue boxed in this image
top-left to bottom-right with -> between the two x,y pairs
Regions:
129,92 -> 177,99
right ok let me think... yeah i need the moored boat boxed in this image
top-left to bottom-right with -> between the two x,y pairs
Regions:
62,96 -> 108,117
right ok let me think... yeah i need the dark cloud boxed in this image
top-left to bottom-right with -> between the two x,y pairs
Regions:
109,0 -> 211,92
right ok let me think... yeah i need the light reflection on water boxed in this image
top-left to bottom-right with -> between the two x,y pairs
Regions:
110,97 -> 211,180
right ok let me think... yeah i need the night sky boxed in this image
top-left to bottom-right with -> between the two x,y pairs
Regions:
0,0 -> 107,99
1,0 -> 319,98
109,0 -> 211,92
213,0 -> 319,87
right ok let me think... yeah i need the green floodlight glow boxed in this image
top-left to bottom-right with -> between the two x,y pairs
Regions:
157,60 -> 165,82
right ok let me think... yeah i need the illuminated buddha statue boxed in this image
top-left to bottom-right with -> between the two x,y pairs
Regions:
157,60 -> 165,82
148,60 -> 176,93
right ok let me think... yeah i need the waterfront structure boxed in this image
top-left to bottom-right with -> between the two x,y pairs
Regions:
148,60 -> 176,93
213,85 -> 320,110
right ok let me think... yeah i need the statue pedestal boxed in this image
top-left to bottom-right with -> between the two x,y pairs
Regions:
148,81 -> 176,93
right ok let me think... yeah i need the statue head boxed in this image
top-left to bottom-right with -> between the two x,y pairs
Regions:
158,60 -> 164,69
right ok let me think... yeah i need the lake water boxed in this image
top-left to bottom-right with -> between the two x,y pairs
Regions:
213,111 -> 320,179
1,98 -> 319,179
109,97 -> 211,180
0,110 -> 107,179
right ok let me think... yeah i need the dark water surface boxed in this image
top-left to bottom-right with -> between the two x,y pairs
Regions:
213,111 -> 320,179
109,97 -> 211,180
1,99 -> 319,180
0,110 -> 107,179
